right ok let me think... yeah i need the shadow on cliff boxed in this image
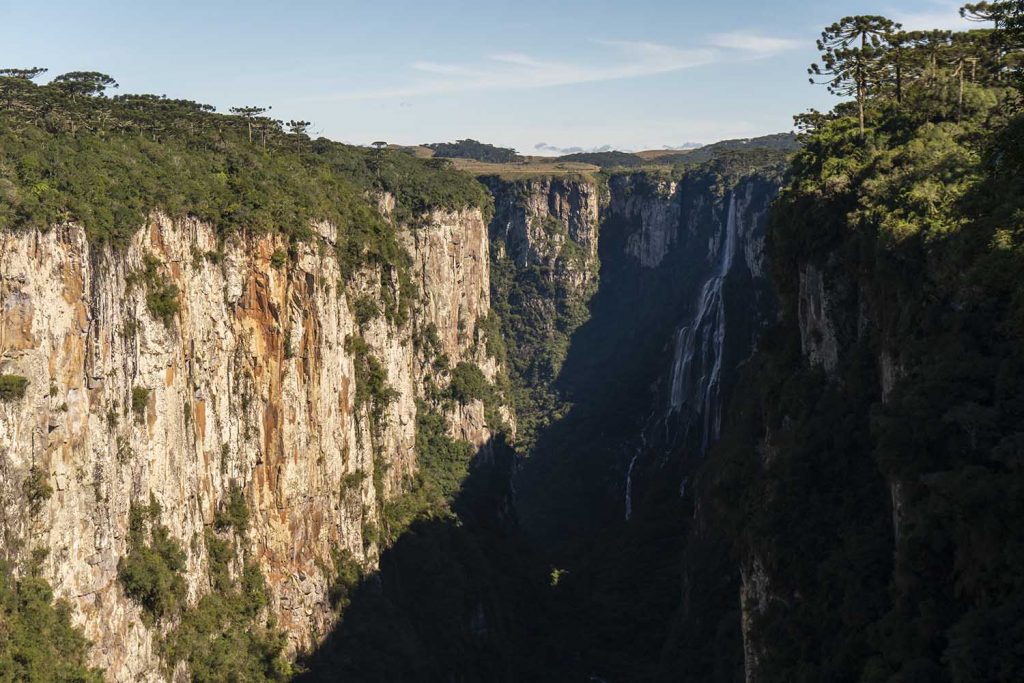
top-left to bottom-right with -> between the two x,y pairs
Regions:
504,177 -> 779,682
514,175 -> 778,557
294,434 -> 572,682
297,177 -> 778,683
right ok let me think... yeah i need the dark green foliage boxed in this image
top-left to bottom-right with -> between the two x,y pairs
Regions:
22,465 -> 52,514
709,13 -> 1024,678
413,322 -> 447,372
327,549 -> 363,612
0,374 -> 29,401
414,404 -> 475,505
481,175 -> 605,451
128,255 -> 179,326
145,280 -> 179,326
213,485 -> 249,536
351,295 -> 379,327
51,71 -> 117,98
116,494 -> 288,679
204,530 -> 234,592
117,497 -> 186,625
553,135 -> 800,170
447,361 -> 488,405
487,248 -> 588,451
445,362 -> 509,434
685,133 -> 799,158
382,402 -> 474,540
0,563 -> 104,682
0,75 -> 489,284
162,556 -> 291,682
555,150 -> 645,167
131,385 -> 149,422
269,249 -> 287,269
426,139 -> 522,163
345,335 -> 398,430
476,311 -> 506,362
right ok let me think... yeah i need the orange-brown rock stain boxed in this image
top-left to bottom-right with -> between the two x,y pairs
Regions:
237,245 -> 289,518
195,400 -> 206,444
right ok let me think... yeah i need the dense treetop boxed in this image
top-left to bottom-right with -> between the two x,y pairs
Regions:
426,138 -> 523,163
710,2 -> 1024,680
0,70 -> 491,254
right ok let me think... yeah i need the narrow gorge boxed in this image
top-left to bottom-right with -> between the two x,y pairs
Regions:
4,11 -> 1024,677
0,149 -> 787,680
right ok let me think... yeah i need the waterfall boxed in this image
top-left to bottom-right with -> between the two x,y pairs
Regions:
625,453 -> 639,521
624,410 -> 655,521
626,192 -> 745,520
667,192 -> 742,453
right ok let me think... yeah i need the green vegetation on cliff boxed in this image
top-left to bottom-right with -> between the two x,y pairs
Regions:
117,497 -> 187,624
380,401 -> 475,541
709,5 -> 1024,680
115,494 -> 291,681
0,374 -> 29,401
0,560 -> 103,682
0,70 -> 490,266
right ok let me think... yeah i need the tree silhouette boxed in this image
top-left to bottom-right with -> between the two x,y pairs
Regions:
0,67 -> 47,111
960,2 -> 1013,27
809,16 -> 900,135
0,67 -> 47,81
229,105 -> 269,144
51,71 -> 118,99
288,120 -> 311,151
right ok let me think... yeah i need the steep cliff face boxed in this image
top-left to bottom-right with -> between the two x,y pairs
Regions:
484,176 -> 600,448
537,170 -> 779,524
486,170 -> 779,473
0,206 -> 497,679
715,85 -> 1024,681
487,177 -> 599,272
496,167 -> 782,681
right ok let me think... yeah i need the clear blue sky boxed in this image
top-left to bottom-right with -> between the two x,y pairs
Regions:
1,0 -> 971,153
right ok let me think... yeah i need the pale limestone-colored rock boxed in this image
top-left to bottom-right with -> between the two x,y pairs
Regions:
740,556 -> 770,683
489,177 -> 599,275
880,348 -> 903,404
890,479 -> 905,549
797,263 -> 840,373
612,177 -> 681,268
0,206 -> 499,680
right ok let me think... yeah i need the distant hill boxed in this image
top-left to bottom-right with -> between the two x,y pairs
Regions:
553,150 -> 646,168
418,133 -> 799,176
547,134 -> 799,170
654,133 -> 800,165
426,139 -> 523,163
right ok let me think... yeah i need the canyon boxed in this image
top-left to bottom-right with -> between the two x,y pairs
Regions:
3,90 -> 1021,683
0,159 -> 785,680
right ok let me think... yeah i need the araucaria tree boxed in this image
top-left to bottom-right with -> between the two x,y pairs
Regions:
809,15 -> 900,135
0,67 -> 48,110
0,67 -> 48,81
287,119 -> 311,150
51,71 -> 118,99
229,105 -> 270,144
962,1 -> 1024,85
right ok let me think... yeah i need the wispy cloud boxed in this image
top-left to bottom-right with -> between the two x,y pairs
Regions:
533,140 -> 705,155
534,142 -> 622,155
709,32 -> 802,57
891,1 -> 973,31
332,41 -> 713,101
313,34 -> 799,102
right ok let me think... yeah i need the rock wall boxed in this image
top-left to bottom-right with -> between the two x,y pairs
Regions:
483,176 -> 601,448
0,206 -> 497,680
485,175 -> 600,329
